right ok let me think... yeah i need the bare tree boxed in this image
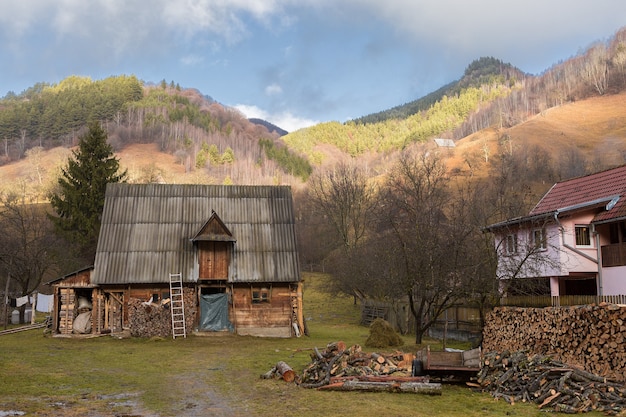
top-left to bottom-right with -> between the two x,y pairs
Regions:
380,149 -> 470,343
307,162 -> 377,250
581,43 -> 610,95
0,192 -> 62,323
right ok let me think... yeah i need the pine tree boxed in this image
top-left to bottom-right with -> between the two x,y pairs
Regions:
49,122 -> 127,257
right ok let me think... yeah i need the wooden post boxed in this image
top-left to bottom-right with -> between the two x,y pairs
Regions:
31,292 -> 37,324
3,273 -> 9,330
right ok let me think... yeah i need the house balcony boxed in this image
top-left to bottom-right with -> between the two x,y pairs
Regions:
601,243 -> 626,267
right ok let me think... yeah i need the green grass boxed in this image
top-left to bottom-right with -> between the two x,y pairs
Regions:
0,273 -> 606,416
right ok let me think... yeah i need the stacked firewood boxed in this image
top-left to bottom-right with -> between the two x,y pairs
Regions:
128,288 -> 196,337
285,342 -> 441,394
483,304 -> 626,382
473,350 -> 626,414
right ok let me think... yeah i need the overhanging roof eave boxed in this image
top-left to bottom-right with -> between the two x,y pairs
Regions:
483,212 -> 556,233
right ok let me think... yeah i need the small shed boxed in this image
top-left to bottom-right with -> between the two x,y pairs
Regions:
49,184 -> 304,338
434,138 -> 455,148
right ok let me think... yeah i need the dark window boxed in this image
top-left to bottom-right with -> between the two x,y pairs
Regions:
532,228 -> 547,250
504,234 -> 517,255
252,288 -> 270,304
575,225 -> 591,246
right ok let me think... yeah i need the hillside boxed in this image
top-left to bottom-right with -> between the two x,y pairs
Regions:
1,91 -> 624,196
0,77 -> 312,189
1,26 -> 626,196
449,91 -> 626,179
352,57 -> 526,124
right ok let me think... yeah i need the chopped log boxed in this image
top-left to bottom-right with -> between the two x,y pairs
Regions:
261,367 -> 277,379
476,350 -> 626,414
330,375 -> 429,384
276,361 -> 295,382
320,380 -> 442,394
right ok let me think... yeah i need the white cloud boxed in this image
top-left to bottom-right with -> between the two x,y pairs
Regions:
180,54 -> 204,66
265,83 -> 283,96
234,104 -> 318,132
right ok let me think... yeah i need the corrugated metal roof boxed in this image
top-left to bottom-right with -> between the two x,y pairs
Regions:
529,165 -> 626,220
92,184 -> 301,285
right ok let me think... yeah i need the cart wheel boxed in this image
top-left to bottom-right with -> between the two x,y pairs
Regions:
412,359 -> 424,376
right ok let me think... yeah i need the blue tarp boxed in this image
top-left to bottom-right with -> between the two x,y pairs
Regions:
199,293 -> 234,332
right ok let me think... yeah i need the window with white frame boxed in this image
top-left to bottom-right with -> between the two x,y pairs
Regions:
532,228 -> 547,250
504,234 -> 518,255
575,225 -> 592,247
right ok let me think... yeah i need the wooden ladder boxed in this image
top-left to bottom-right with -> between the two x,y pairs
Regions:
169,273 -> 186,339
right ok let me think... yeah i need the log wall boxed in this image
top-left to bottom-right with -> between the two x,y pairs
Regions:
483,304 -> 626,382
232,284 -> 293,337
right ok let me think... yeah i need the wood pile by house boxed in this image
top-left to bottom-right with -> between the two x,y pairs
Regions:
263,341 -> 441,394
473,350 -> 626,414
128,288 -> 196,337
58,288 -> 76,335
483,304 -> 626,382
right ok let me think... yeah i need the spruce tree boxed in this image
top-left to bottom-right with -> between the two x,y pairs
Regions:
49,121 -> 127,257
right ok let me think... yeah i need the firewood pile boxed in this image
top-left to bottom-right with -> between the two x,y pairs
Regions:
473,350 -> 626,414
128,289 -> 196,337
262,341 -> 441,394
483,304 -> 626,382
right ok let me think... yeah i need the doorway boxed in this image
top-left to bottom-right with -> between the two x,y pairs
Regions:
198,286 -> 233,332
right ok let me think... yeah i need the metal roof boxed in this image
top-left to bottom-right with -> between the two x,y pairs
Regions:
92,184 -> 301,285
530,165 -> 626,217
486,165 -> 626,231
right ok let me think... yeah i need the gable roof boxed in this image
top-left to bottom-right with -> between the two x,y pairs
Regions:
191,211 -> 236,242
92,183 -> 301,285
486,165 -> 626,231
529,165 -> 626,223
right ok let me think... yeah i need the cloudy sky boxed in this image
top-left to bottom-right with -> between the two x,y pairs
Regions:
1,1 -> 624,131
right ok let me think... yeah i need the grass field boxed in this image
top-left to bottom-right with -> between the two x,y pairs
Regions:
0,273 -> 606,416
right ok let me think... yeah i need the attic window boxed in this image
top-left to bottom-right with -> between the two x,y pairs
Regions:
251,287 -> 270,304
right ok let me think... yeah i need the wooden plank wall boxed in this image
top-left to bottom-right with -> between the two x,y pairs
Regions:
232,284 -> 293,337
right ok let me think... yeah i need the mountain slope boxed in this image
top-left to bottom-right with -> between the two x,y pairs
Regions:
352,57 -> 525,124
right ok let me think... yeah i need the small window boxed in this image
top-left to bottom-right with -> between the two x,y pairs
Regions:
504,234 -> 517,255
251,287 -> 270,304
532,228 -> 547,250
575,225 -> 592,247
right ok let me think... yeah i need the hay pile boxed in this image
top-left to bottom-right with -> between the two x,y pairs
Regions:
365,318 -> 403,348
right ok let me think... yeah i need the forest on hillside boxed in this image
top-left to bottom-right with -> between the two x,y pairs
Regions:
285,27 -> 626,162
0,76 -> 311,186
1,27 -> 625,182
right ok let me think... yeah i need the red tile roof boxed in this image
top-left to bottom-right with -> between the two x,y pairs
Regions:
529,165 -> 626,222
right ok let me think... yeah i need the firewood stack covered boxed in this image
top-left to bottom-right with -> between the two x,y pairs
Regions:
474,350 -> 626,414
263,341 -> 441,394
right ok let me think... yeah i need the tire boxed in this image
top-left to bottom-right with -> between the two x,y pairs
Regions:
412,359 -> 424,376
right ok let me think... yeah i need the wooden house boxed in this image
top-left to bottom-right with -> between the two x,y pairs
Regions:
49,184 -> 304,338
485,165 -> 626,302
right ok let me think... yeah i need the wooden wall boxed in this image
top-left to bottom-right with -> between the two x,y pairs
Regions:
231,283 -> 296,337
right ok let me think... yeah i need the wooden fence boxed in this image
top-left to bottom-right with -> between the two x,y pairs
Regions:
500,294 -> 626,308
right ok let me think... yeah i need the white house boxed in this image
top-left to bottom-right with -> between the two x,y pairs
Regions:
485,165 -> 626,299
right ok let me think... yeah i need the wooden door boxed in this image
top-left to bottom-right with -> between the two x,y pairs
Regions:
198,241 -> 230,279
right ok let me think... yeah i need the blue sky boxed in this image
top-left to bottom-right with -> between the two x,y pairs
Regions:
1,1 -> 625,132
